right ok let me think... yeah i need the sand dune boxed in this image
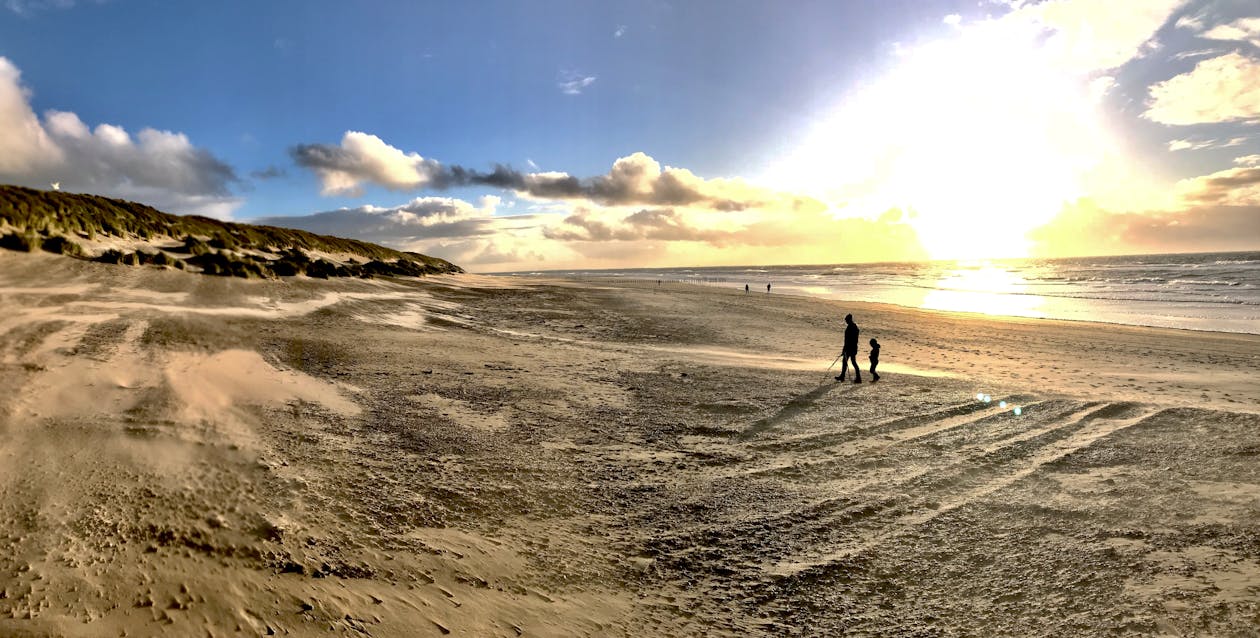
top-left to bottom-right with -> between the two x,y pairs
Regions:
1,251 -> 1257,636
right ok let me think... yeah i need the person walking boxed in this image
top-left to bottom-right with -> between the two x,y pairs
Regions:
745,283 -> 750,294
836,313 -> 862,383
868,337 -> 881,382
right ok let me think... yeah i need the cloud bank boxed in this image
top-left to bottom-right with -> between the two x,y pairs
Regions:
252,196 -> 504,243
0,57 -> 240,218
1031,200 -> 1260,257
251,196 -> 550,268
292,133 -> 824,212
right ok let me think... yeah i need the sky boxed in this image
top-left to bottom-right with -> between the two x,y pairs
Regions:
0,0 -> 1258,271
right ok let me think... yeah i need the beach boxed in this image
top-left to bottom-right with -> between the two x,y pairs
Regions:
1,250 -> 1258,636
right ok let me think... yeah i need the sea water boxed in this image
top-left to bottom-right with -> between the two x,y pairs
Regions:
503,251 -> 1260,334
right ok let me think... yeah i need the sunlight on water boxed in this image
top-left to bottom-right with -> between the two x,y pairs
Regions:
798,286 -> 836,296
920,262 -> 1046,318
516,250 -> 1260,334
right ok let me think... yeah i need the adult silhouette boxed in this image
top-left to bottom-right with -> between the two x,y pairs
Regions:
836,313 -> 862,383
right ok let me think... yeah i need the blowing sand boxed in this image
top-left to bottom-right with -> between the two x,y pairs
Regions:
1,251 -> 1258,636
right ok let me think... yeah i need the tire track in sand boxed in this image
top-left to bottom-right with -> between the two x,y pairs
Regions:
740,397 -> 1058,480
749,395 -> 1034,452
768,402 -> 1164,579
657,400 -> 1100,551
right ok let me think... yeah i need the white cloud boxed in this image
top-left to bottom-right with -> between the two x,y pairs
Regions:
1234,154 -> 1260,167
614,25 -> 627,38
1165,137 -> 1247,151
1175,13 -> 1205,31
1201,16 -> 1260,48
290,131 -> 443,196
0,58 -> 63,174
1168,139 -> 1208,151
1145,52 -> 1260,125
5,0 -> 81,15
558,74 -> 597,95
1171,48 -> 1222,61
1089,75 -> 1117,101
943,14 -> 962,27
1006,0 -> 1188,72
0,57 -> 240,218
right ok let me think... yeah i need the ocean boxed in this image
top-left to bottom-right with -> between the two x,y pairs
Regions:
503,251 -> 1260,335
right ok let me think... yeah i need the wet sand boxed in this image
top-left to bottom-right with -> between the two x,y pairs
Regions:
1,251 -> 1258,636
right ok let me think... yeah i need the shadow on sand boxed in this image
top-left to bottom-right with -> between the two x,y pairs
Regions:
737,382 -> 848,440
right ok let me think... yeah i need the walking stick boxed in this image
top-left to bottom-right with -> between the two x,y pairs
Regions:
821,351 -> 843,384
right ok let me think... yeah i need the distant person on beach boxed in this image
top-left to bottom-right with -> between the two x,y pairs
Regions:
869,338 -> 881,382
836,313 -> 862,383
767,283 -> 771,294
745,283 -> 750,294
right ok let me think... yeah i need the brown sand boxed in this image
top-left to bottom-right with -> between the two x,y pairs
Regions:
1,251 -> 1257,636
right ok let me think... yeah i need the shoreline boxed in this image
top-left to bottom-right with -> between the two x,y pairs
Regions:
538,272 -> 1260,338
494,250 -> 1260,336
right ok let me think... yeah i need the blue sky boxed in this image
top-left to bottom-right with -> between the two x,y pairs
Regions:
1,0 -> 1258,270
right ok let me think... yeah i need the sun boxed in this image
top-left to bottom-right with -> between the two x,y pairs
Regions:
765,20 -> 1114,260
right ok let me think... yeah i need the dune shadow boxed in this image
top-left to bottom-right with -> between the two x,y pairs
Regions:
737,382 -> 846,440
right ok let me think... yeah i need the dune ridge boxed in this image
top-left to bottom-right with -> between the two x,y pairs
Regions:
0,184 -> 461,278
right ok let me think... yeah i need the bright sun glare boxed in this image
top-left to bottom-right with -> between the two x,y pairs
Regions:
767,19 -> 1114,260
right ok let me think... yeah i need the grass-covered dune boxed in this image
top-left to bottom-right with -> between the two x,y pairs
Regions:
0,184 -> 462,278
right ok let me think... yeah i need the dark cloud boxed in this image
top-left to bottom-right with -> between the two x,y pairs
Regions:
1183,167 -> 1260,203
250,166 -> 287,180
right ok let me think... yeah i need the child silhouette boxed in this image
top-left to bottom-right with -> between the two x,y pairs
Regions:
869,338 -> 881,382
